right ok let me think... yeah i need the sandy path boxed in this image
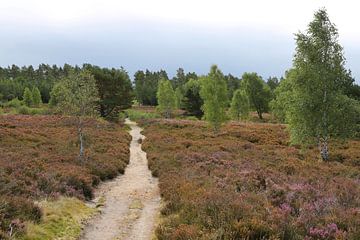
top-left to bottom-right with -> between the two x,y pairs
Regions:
81,118 -> 160,240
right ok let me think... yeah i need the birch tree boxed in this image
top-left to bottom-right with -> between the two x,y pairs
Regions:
50,70 -> 99,159
230,89 -> 250,121
200,65 -> 228,133
288,8 -> 358,161
156,79 -> 176,118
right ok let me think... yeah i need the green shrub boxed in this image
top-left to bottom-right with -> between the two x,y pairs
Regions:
125,109 -> 160,121
16,106 -> 46,115
29,108 -> 46,115
4,98 -> 23,108
17,106 -> 31,115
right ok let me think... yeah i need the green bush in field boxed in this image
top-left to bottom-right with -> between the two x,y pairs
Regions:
4,97 -> 23,108
125,109 -> 160,121
17,106 -> 31,115
16,105 -> 46,115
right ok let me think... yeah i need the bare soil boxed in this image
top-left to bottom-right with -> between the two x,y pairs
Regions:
81,119 -> 160,240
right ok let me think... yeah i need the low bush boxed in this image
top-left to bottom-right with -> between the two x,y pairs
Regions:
4,98 -> 23,108
17,105 -> 31,115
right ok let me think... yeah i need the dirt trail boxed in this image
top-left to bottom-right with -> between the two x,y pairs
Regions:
81,118 -> 160,240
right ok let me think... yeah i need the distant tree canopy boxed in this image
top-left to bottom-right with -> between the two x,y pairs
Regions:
270,70 -> 296,123
168,68 -> 199,111
0,63 -> 133,117
285,9 -> 359,161
241,72 -> 272,119
200,65 -> 228,133
225,74 -> 241,101
134,70 -> 168,106
84,64 -> 133,119
171,68 -> 187,90
0,64 -> 68,103
1,60 -> 359,134
171,68 -> 198,90
267,77 -> 279,91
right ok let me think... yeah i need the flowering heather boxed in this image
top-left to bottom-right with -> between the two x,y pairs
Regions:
141,119 -> 360,239
0,115 -> 130,237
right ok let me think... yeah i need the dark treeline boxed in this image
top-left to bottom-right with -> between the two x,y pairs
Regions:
1,64 -> 360,119
0,64 -> 133,118
0,64 -> 73,102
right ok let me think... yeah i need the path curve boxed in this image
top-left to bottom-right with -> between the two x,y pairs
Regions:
81,118 -> 160,240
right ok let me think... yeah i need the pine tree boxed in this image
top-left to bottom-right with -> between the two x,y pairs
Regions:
200,65 -> 228,133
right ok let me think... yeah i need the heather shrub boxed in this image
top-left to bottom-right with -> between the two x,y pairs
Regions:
0,196 -> 41,238
0,115 -> 131,236
141,119 -> 360,239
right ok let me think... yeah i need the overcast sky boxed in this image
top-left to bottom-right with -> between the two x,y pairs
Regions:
0,0 -> 359,83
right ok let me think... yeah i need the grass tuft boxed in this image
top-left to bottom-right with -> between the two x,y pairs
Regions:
20,197 -> 96,240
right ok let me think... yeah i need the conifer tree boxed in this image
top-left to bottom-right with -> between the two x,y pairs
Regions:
23,87 -> 33,107
32,87 -> 42,107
